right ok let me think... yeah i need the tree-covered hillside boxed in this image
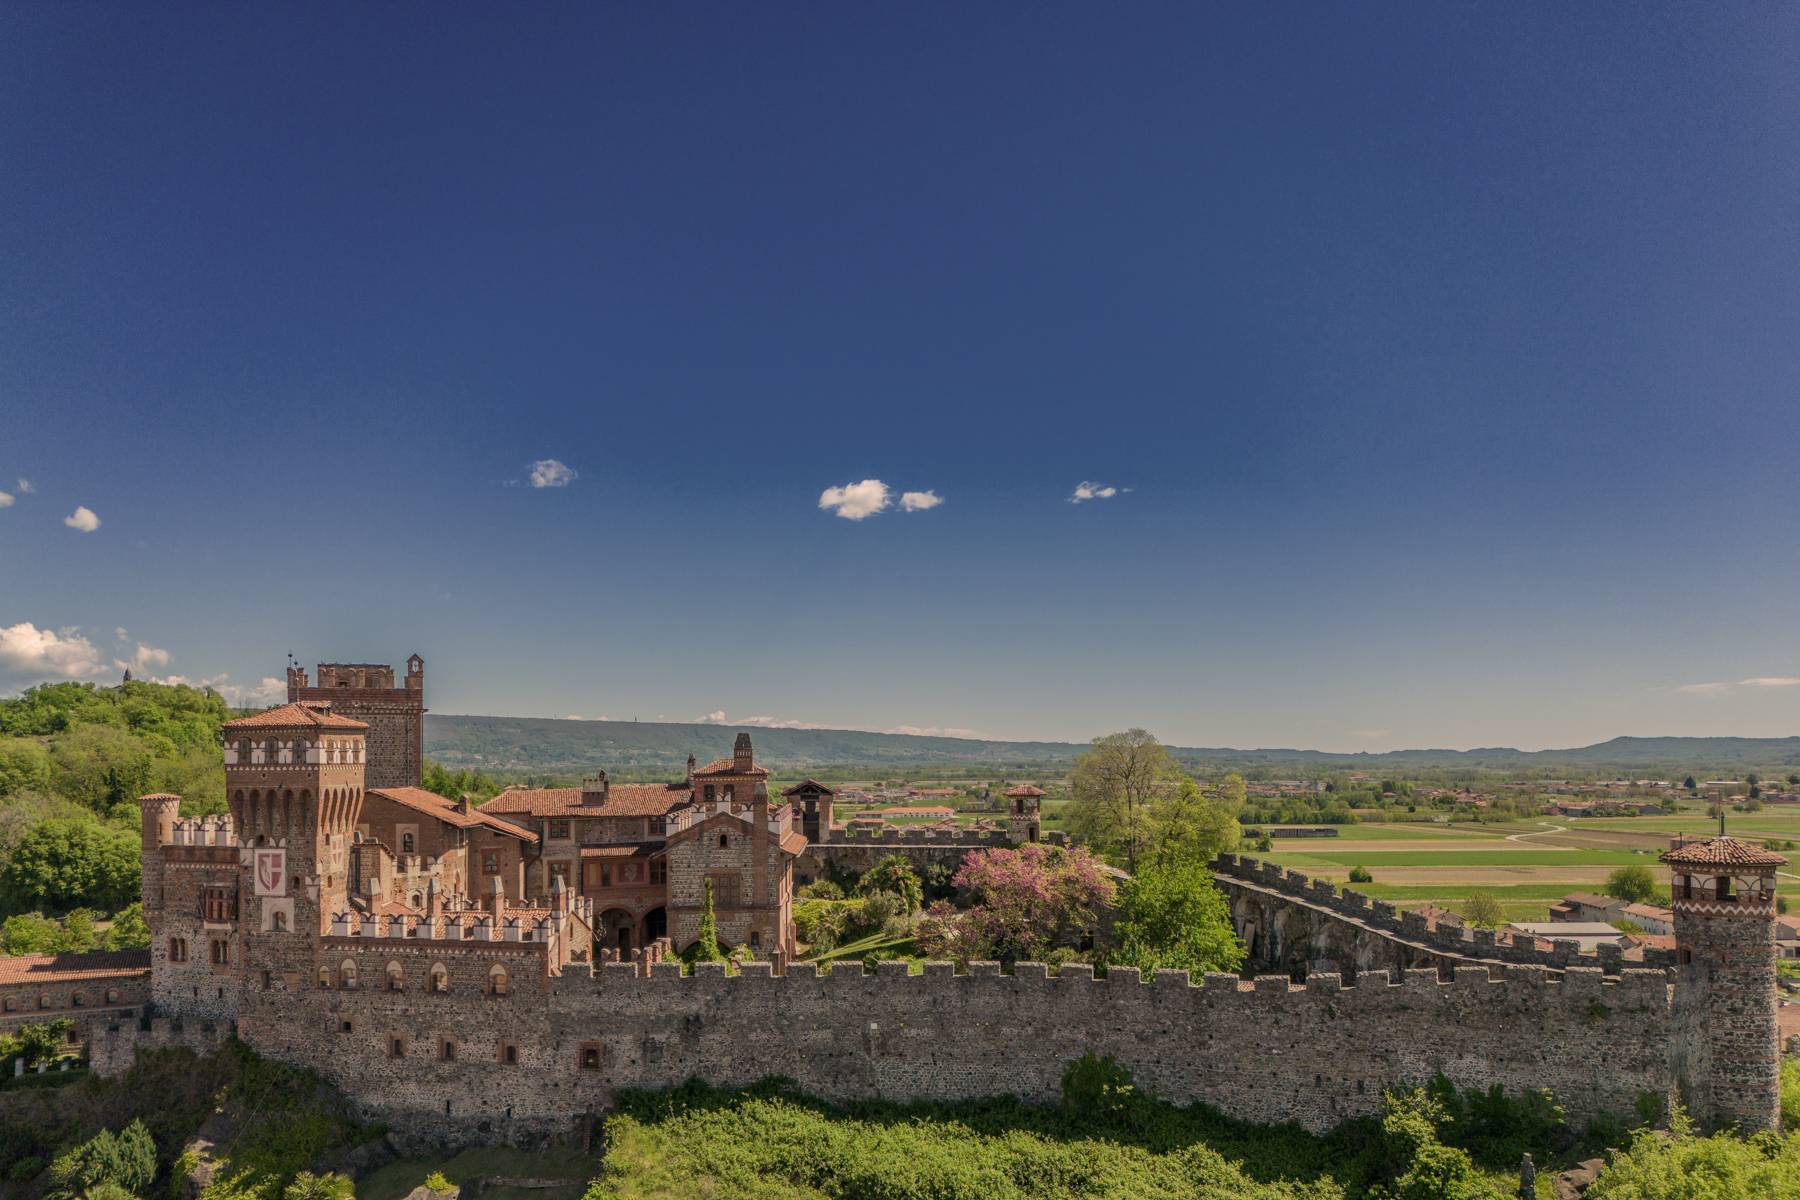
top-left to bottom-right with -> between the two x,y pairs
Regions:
0,680 -> 234,939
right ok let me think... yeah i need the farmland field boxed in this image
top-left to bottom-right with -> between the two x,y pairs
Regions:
1253,813 -> 1800,923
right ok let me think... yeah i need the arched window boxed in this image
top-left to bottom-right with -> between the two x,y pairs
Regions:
339,959 -> 358,989
38,994 -> 50,1009
168,937 -> 188,963
430,963 -> 449,993
440,1039 -> 456,1061
105,989 -> 118,1004
719,833 -> 729,849
386,961 -> 405,992
72,992 -> 85,1007
272,910 -> 288,933
500,1043 -> 519,1065
1717,877 -> 1735,902
579,1044 -> 600,1070
1,996 -> 13,1012
318,967 -> 332,989
402,833 -> 415,854
488,964 -> 509,996
296,740 -> 310,761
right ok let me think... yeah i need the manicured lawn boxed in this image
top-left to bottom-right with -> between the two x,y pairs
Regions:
1266,849 -> 1654,868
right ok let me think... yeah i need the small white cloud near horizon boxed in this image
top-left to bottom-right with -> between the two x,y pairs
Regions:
1348,729 -> 1391,739
0,491 -> 12,508
17,479 -> 33,493
697,708 -> 817,730
114,642 -> 172,676
885,724 -> 988,740
1739,676 -> 1800,688
1676,681 -> 1733,698
819,479 -> 892,521
0,622 -> 107,682
1069,481 -> 1124,503
899,490 -> 943,512
64,506 -> 100,532
527,459 -> 577,488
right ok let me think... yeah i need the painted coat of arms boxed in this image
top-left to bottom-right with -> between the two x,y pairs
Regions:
254,847 -> 287,896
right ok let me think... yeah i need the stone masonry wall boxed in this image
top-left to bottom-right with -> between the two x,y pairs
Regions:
230,959 -> 1675,1148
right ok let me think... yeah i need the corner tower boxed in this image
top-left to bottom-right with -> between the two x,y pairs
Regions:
1661,831 -> 1787,1132
1005,785 -> 1044,843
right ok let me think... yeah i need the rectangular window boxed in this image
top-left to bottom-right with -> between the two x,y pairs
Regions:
482,851 -> 500,875
600,863 -> 612,888
650,858 -> 667,886
550,860 -> 572,887
201,886 -> 235,923
210,939 -> 230,966
548,819 -> 571,840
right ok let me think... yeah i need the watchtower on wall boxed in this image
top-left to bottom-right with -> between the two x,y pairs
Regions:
1661,831 -> 1787,1132
223,703 -> 370,992
782,780 -> 835,843
286,655 -> 425,789
1005,785 -> 1044,843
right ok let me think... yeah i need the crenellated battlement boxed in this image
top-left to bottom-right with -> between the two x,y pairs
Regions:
543,956 -> 1670,1008
820,826 -> 1068,847
167,816 -> 237,847
1211,853 -> 1673,974
328,910 -> 560,946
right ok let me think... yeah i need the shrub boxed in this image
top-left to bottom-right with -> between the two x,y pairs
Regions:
1059,1053 -> 1135,1121
797,879 -> 844,901
1586,1110 -> 1800,1198
46,1118 -> 157,1200
1348,866 -> 1373,884
424,1170 -> 454,1194
853,855 -> 923,913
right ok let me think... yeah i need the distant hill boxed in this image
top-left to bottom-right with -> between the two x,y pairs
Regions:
423,715 -> 1800,779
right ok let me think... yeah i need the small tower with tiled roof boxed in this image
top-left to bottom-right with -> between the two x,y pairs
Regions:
1660,824 -> 1787,1132
1004,784 -> 1044,843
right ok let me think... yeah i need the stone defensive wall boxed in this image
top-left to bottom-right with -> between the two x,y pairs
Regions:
90,1015 -> 233,1076
230,956 -> 1675,1148
1211,853 -> 1674,979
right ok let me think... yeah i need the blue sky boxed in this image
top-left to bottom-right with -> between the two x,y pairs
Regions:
3,6 -> 1799,751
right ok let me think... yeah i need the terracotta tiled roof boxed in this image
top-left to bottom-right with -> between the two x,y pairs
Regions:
366,787 -> 538,843
578,842 -> 664,859
222,703 -> 367,731
779,830 -> 808,856
781,779 -> 835,796
1004,785 -> 1046,798
0,950 -> 150,986
1660,837 -> 1789,868
484,784 -> 692,819
691,757 -> 768,778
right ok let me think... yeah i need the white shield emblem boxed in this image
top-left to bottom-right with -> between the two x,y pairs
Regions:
254,848 -> 287,897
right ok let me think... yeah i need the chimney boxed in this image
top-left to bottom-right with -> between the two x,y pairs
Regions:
686,753 -> 696,783
733,732 -> 753,772
489,875 -> 505,921
425,878 -> 440,917
582,770 -> 609,806
455,793 -> 473,815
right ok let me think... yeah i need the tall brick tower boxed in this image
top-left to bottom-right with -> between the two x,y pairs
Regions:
1662,830 -> 1787,1132
222,703 -> 370,993
285,655 -> 425,788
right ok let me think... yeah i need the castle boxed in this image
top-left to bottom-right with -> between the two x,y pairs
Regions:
38,655 -> 1787,1143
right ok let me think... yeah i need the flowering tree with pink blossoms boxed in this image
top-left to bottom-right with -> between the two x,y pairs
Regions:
914,843 -> 1115,965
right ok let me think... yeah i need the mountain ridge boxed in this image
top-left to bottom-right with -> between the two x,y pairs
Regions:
424,714 -> 1800,776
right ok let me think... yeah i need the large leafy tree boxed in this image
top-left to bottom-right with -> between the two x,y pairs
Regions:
1603,865 -> 1658,905
1109,855 -> 1244,976
1067,729 -> 1181,871
853,854 -> 922,914
1148,778 -> 1240,866
917,844 -> 1115,965
0,818 -> 139,915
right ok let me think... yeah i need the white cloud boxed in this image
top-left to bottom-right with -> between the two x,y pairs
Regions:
884,724 -> 988,740
696,709 -> 817,730
818,479 -> 892,521
17,479 -> 33,493
1349,729 -> 1391,739
1069,481 -> 1121,503
1676,681 -> 1732,698
114,627 -> 130,641
114,642 -> 172,675
206,675 -> 286,706
899,490 -> 943,512
1739,676 -> 1800,688
0,491 -> 12,508
63,506 -> 100,532
0,622 -> 107,681
528,459 -> 577,488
